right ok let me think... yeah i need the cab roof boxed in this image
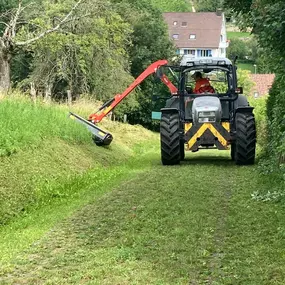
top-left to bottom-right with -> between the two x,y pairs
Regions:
180,56 -> 233,67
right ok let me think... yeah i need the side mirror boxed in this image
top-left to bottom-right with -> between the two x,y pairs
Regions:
236,87 -> 243,94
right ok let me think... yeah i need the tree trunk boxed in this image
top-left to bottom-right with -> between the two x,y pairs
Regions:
0,49 -> 11,93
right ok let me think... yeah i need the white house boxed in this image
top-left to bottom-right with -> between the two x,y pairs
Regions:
163,10 -> 228,57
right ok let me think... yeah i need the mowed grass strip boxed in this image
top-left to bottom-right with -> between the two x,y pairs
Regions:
0,140 -> 159,266
237,62 -> 255,73
2,151 -> 285,284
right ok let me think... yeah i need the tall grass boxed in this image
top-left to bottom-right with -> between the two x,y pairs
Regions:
0,95 -> 91,156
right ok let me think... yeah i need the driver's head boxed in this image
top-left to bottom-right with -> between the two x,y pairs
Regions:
192,71 -> 202,81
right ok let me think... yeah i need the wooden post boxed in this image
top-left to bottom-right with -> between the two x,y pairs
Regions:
123,114 -> 127,123
30,82 -> 36,103
44,82 -> 52,103
67,90 -> 72,106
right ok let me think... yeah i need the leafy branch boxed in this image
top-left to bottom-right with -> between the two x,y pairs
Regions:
0,0 -> 84,49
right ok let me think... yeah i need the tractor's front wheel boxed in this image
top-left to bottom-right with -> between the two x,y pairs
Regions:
234,113 -> 256,165
160,112 -> 181,165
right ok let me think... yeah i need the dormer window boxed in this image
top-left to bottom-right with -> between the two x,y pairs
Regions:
182,21 -> 187,27
172,34 -> 179,40
189,34 -> 196,39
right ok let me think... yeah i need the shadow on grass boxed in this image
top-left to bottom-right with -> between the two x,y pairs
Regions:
152,151 -> 235,167
182,153 -> 234,166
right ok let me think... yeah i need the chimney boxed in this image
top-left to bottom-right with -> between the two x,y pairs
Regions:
216,9 -> 223,16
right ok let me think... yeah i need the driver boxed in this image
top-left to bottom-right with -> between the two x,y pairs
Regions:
191,71 -> 215,94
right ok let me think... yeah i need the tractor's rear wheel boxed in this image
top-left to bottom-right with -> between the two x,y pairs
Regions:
160,112 -> 181,165
235,113 -> 256,165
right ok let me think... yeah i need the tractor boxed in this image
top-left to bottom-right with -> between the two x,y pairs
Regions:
157,56 -> 256,165
70,56 -> 256,165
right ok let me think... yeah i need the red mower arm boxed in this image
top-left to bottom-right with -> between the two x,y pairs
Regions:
88,59 -> 178,123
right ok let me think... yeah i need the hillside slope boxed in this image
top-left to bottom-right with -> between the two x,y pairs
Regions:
0,95 -> 157,225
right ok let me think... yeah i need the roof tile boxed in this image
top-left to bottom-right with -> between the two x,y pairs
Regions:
249,74 -> 275,97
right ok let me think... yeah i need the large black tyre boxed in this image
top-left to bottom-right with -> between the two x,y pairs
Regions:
235,113 -> 256,165
160,112 -> 181,165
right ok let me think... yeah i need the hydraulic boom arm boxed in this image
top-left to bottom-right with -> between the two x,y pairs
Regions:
88,59 -> 177,123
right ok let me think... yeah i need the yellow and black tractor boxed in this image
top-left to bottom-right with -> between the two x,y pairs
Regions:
157,56 -> 256,165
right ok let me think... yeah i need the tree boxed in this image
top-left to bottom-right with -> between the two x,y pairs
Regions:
236,68 -> 254,95
149,0 -> 190,12
227,38 -> 248,61
110,0 -> 175,127
0,0 -> 83,92
25,1 -> 133,102
194,0 -> 224,12
224,0 -> 285,65
224,0 -> 285,171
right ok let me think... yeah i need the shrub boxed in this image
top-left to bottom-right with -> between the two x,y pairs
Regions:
227,38 -> 249,61
257,73 -> 285,187
248,97 -> 267,148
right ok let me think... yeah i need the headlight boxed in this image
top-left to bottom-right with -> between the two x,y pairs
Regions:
198,111 -> 216,123
198,111 -> 216,118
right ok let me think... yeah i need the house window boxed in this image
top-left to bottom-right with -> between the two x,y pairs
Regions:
220,35 -> 223,42
197,49 -> 212,57
182,21 -> 187,27
172,34 -> 179,40
173,21 -> 178,26
189,34 -> 196,39
176,49 -> 181,55
184,49 -> 195,55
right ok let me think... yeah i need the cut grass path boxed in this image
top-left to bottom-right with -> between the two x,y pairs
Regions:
1,150 -> 285,284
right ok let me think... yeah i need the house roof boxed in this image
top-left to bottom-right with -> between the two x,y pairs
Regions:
249,74 -> 275,97
163,12 -> 223,49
